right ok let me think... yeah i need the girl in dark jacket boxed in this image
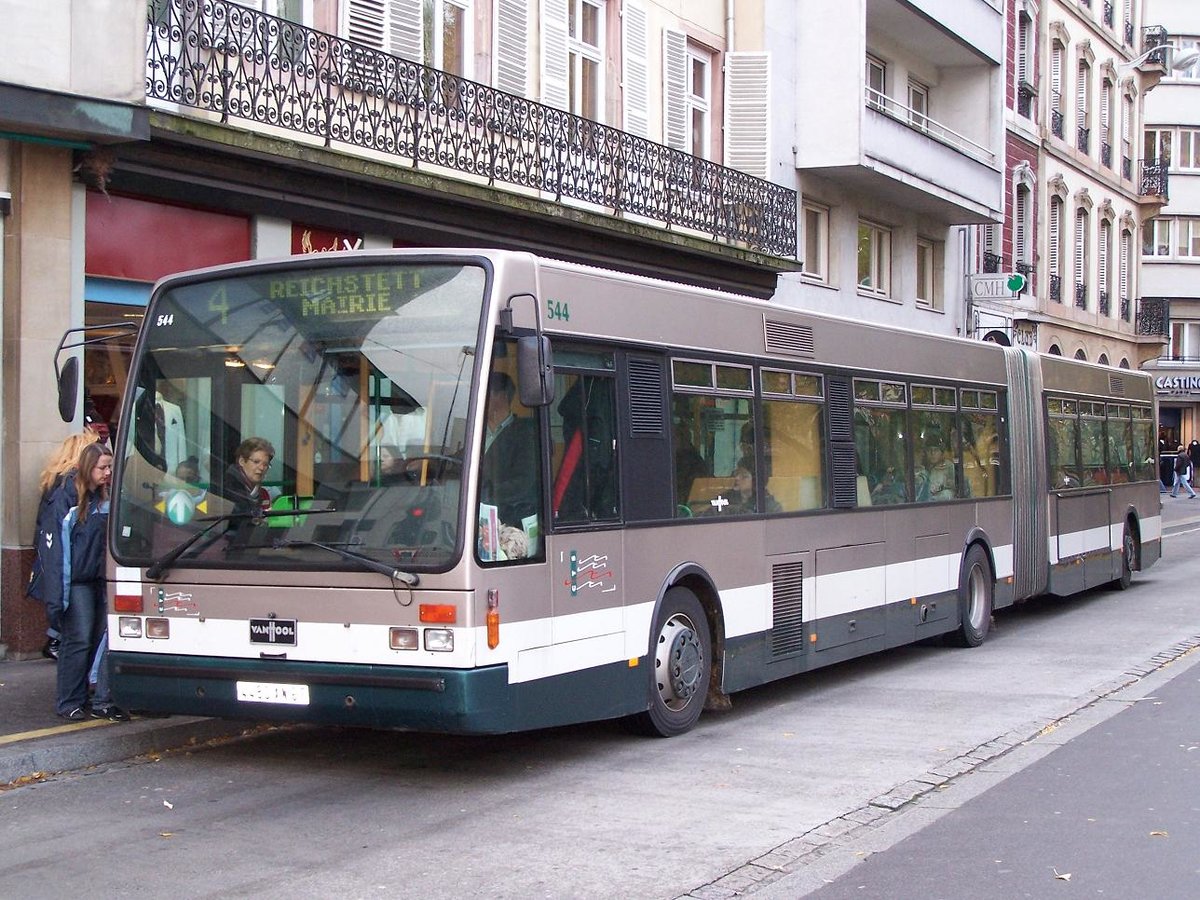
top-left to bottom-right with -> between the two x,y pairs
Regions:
54,442 -> 127,721
28,432 -> 100,659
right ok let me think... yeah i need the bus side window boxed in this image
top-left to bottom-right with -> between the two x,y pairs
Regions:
550,371 -> 619,525
1048,406 -> 1081,489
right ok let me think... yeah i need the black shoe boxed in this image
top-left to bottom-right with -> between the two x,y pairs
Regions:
90,705 -> 131,722
42,639 -> 60,660
58,707 -> 87,721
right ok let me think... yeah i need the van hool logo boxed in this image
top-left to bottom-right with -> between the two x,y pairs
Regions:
249,618 -> 297,645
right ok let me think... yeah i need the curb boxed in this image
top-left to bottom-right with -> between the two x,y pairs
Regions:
0,716 -> 258,786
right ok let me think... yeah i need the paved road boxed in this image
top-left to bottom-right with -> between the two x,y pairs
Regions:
1,500 -> 1197,899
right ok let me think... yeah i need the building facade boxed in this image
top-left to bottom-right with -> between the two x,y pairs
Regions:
1140,0 -> 1200,451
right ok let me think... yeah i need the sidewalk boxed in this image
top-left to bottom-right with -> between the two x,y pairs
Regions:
0,656 -> 253,784
0,495 -> 1192,787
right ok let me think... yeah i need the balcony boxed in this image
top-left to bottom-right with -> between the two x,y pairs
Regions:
144,0 -> 795,256
1050,274 -> 1063,303
1125,20 -> 1134,46
1050,92 -> 1064,139
1137,297 -> 1169,337
982,251 -> 1001,273
1123,155 -> 1133,180
1099,290 -> 1111,316
1017,81 -> 1035,119
1141,158 -> 1169,198
1101,141 -> 1112,168
1075,281 -> 1088,309
1103,3 -> 1114,29
1120,294 -> 1131,321
1016,261 -> 1034,295
1141,26 -> 1170,68
1077,125 -> 1090,154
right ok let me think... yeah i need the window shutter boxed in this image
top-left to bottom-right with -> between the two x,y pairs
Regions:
1076,62 -> 1088,126
1015,188 -> 1028,263
1049,198 -> 1061,274
1051,44 -> 1062,100
1101,81 -> 1111,128
663,29 -> 687,150
1119,230 -> 1130,299
724,51 -> 770,178
1074,209 -> 1086,284
496,0 -> 529,96
1099,222 -> 1111,293
387,0 -> 422,62
622,3 -> 650,137
984,223 -> 997,253
540,0 -> 569,110
347,0 -> 386,48
1017,16 -> 1029,83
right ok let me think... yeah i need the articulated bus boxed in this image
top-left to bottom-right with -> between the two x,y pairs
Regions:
85,250 -> 1160,737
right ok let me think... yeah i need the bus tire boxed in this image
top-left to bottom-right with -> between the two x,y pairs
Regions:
629,586 -> 711,737
1113,522 -> 1138,591
950,544 -> 993,648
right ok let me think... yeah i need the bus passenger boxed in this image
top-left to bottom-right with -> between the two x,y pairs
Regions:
724,464 -> 780,515
479,372 -> 539,526
916,445 -> 956,502
225,437 -> 274,515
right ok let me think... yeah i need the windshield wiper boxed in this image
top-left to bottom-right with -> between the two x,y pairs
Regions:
145,508 -> 337,581
272,539 -> 420,586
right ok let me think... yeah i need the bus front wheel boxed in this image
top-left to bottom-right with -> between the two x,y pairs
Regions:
950,544 -> 993,648
630,587 -> 711,737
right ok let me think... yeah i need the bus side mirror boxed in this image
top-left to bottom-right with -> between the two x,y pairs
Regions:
516,335 -> 554,407
57,356 -> 79,422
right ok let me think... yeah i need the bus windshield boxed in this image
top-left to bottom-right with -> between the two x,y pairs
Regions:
113,261 -> 487,573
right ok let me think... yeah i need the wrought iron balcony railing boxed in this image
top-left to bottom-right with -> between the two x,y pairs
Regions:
1101,141 -> 1112,168
145,0 -> 796,256
1141,158 -> 1169,198
1075,281 -> 1088,309
1017,81 -> 1035,119
1125,20 -> 1134,46
1077,125 -> 1090,154
1049,274 -> 1063,303
1103,3 -> 1114,29
1050,92 -> 1064,138
1142,26 -> 1169,66
1016,261 -> 1034,293
1123,155 -> 1133,180
1099,289 -> 1111,316
982,251 -> 1001,274
1137,296 -> 1168,337
1120,294 -> 1131,321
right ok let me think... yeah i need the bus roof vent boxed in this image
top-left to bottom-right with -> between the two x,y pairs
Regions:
764,318 -> 815,357
771,561 -> 804,657
627,356 -> 666,436
1108,374 -> 1125,396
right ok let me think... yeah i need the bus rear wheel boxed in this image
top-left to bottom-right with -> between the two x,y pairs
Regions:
629,587 -> 711,737
950,544 -> 993,648
1113,522 -> 1138,591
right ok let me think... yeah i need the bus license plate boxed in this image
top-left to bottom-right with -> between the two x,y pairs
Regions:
235,681 -> 310,706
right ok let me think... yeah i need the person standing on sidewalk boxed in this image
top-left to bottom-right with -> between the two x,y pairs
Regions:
27,431 -> 101,661
54,442 -> 128,721
1170,445 -> 1197,499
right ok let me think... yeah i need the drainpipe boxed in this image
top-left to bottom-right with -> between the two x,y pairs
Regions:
726,0 -> 735,50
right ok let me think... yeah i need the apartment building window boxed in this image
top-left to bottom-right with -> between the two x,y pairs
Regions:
568,0 -> 604,120
1100,77 -> 1115,167
1120,227 -> 1132,320
430,0 -> 471,74
1074,207 -> 1089,309
908,80 -> 929,131
802,203 -> 829,282
1050,41 -> 1065,138
1144,128 -> 1172,166
1177,129 -> 1200,169
866,55 -> 887,111
1014,181 -> 1033,272
1076,58 -> 1091,154
1049,196 -> 1064,302
857,220 -> 892,298
1016,12 -> 1034,117
1121,92 -> 1134,178
1099,219 -> 1113,316
1143,217 -> 1170,256
687,46 -> 713,159
1173,37 -> 1200,80
1170,322 -> 1200,361
1179,218 -> 1200,258
915,238 -> 943,311
343,0 -> 471,74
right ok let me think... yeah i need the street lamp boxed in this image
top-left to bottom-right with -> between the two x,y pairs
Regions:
1122,44 -> 1200,72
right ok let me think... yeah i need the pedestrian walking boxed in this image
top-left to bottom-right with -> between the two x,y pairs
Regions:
54,441 -> 129,721
27,431 -> 100,660
1170,445 -> 1196,499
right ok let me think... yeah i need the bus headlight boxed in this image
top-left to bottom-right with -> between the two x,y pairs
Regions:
145,617 -> 170,639
118,617 -> 143,638
389,627 -> 419,650
424,629 -> 454,652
